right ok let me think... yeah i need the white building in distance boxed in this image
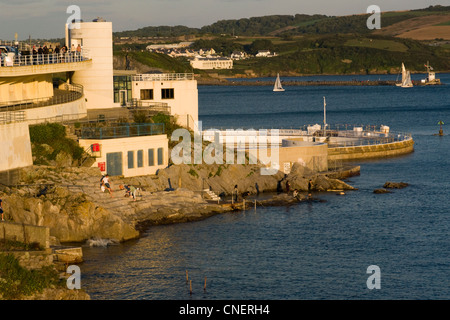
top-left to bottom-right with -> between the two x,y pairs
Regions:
189,56 -> 233,70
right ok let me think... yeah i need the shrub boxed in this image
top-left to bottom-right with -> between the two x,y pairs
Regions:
0,253 -> 62,300
29,123 -> 84,165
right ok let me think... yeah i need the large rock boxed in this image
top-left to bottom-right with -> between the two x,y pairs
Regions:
2,192 -> 139,243
383,182 -> 409,189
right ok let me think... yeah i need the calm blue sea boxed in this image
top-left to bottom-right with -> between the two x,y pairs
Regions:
80,73 -> 450,300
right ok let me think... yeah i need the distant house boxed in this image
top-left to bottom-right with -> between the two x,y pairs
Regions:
199,48 -> 216,56
231,51 -> 247,60
256,50 -> 277,58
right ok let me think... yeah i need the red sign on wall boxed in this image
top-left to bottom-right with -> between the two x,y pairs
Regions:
92,143 -> 100,152
98,162 -> 106,172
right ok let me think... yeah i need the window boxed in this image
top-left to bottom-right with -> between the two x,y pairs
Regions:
157,147 -> 164,165
161,88 -> 174,99
113,75 -> 132,104
148,149 -> 154,166
140,89 -> 153,100
137,150 -> 143,168
127,151 -> 134,169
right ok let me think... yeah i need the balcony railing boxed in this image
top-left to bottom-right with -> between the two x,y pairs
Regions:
0,50 -> 90,67
132,73 -> 194,82
127,99 -> 171,114
80,123 -> 165,140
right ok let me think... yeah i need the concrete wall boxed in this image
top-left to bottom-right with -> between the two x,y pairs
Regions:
278,140 -> 328,173
132,78 -> 198,130
24,96 -> 87,124
1,221 -> 50,249
0,122 -> 33,173
0,74 -> 53,104
69,21 -> 114,109
328,138 -> 415,161
79,134 -> 169,177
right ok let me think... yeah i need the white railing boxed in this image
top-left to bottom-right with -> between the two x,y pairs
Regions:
0,50 -> 90,67
132,73 -> 194,82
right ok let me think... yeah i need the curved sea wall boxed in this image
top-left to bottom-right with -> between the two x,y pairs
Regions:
327,138 -> 414,161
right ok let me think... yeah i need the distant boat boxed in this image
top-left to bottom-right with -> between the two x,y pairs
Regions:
421,61 -> 441,85
396,63 -> 413,88
273,73 -> 285,92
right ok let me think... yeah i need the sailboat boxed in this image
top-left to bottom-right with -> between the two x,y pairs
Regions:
273,73 -> 285,92
396,63 -> 413,88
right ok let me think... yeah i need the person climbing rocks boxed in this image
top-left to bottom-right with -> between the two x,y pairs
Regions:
0,198 -> 4,221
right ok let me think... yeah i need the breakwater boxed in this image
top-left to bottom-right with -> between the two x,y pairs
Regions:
197,79 -> 437,86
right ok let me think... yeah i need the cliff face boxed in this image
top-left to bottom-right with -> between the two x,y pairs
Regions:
0,163 -> 356,244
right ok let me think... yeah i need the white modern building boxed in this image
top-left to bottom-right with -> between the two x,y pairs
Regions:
189,56 -> 233,70
78,123 -> 169,177
1,18 -> 201,181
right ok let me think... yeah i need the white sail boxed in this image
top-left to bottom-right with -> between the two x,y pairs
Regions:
397,63 -> 413,88
402,70 -> 413,88
273,73 -> 285,92
402,63 -> 407,80
396,63 -> 407,86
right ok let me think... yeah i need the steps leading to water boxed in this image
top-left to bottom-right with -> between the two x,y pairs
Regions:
204,189 -> 221,202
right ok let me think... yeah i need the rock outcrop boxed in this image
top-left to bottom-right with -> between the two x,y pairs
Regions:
0,163 -> 357,244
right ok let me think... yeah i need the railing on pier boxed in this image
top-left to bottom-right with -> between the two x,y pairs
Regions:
201,124 -> 413,148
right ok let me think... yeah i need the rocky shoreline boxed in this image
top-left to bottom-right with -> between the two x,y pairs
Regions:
0,162 -> 360,300
0,162 -> 359,245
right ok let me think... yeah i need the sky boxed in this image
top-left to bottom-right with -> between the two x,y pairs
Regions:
0,0 -> 448,39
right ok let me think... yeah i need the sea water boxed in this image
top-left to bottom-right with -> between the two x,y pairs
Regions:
80,73 -> 450,300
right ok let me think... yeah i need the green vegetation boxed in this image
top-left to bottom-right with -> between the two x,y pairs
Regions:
112,5 -> 450,76
344,38 -> 408,52
113,6 -> 450,38
29,123 -> 84,165
151,113 -> 183,136
435,20 -> 450,26
188,168 -> 199,178
228,34 -> 450,76
114,50 -> 191,73
0,253 -> 62,300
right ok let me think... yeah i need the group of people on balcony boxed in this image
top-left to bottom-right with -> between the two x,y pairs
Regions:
32,43 -> 81,55
0,43 -> 84,67
30,43 -> 83,64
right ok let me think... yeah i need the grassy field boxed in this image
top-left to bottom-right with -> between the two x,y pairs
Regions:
344,38 -> 409,52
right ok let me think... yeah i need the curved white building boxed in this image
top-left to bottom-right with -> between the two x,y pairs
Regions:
67,20 -> 114,109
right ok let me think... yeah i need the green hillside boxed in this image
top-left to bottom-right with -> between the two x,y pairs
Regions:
112,5 -> 450,76
113,5 -> 450,38
231,34 -> 450,76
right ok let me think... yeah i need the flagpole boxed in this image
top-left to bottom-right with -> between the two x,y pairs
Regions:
324,96 -> 326,137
